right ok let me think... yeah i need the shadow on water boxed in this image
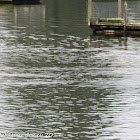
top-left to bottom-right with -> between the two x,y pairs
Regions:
89,34 -> 129,51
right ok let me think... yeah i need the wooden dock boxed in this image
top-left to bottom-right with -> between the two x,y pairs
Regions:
88,0 -> 140,35
0,0 -> 40,4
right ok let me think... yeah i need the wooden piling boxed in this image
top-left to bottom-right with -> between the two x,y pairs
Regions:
124,1 -> 128,30
88,0 -> 92,26
118,0 -> 122,18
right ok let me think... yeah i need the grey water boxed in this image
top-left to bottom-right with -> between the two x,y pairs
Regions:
0,0 -> 140,140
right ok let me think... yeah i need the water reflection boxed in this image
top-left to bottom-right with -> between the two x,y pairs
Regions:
88,34 -> 129,69
87,33 -> 140,140
0,0 -> 140,140
89,34 -> 128,49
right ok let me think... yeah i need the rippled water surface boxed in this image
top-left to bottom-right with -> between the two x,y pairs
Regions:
0,0 -> 140,140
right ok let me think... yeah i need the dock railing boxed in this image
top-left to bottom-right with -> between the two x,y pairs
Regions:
88,0 -> 127,26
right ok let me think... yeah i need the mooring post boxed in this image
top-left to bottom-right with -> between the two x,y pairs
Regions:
124,1 -> 128,30
88,0 -> 92,26
118,0 -> 122,18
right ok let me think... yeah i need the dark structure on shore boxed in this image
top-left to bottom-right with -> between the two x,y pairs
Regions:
0,0 -> 40,4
